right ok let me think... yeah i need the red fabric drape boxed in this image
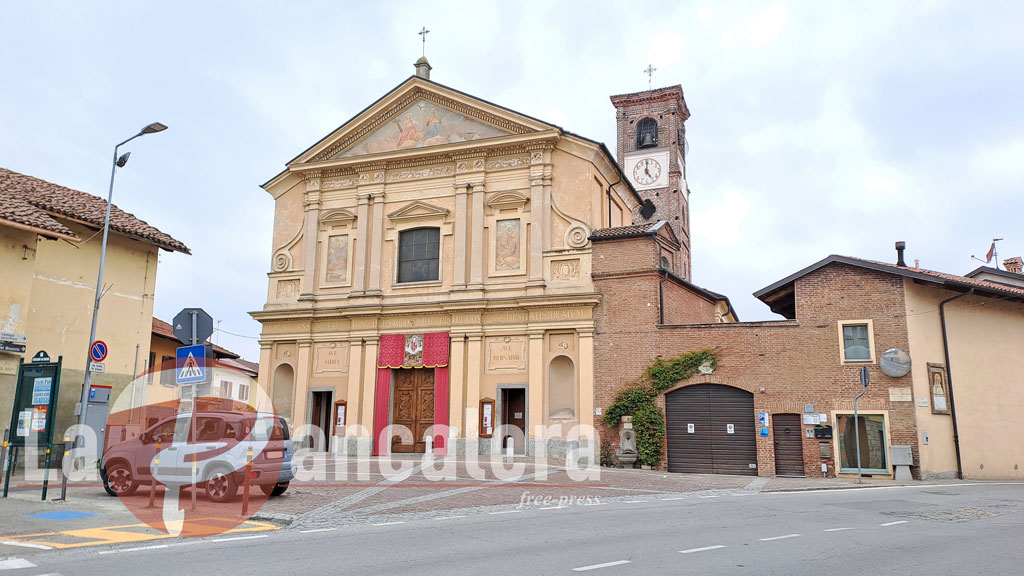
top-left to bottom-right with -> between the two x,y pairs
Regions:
433,365 -> 449,455
422,332 -> 449,368
373,367 -> 392,456
377,334 -> 405,369
373,332 -> 451,456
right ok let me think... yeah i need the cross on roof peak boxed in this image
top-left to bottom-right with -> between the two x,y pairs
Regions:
418,26 -> 430,58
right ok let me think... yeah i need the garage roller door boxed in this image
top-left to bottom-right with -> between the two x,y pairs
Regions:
665,384 -> 757,475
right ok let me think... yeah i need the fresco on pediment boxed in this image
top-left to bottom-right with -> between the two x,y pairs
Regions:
339,100 -> 511,158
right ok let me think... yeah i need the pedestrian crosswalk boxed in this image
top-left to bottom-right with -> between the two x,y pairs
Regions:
0,557 -> 36,570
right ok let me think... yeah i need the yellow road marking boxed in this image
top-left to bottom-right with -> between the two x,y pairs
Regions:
0,518 -> 278,549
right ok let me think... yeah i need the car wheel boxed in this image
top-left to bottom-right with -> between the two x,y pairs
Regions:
204,470 -> 238,503
260,482 -> 289,497
103,463 -> 138,497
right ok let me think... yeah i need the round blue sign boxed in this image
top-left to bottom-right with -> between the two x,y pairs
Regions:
90,340 -> 108,362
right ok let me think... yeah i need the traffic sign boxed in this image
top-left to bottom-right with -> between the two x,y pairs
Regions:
173,308 -> 214,346
176,345 -> 207,385
89,340 -> 108,362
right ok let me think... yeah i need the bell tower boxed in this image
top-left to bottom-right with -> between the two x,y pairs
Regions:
610,85 -> 691,279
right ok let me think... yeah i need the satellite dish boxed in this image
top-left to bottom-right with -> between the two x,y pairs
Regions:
640,199 -> 656,220
880,348 -> 912,378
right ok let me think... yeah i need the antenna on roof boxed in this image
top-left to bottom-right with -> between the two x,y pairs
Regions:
971,237 -> 1004,270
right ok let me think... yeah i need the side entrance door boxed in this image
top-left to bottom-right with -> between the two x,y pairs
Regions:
772,413 -> 805,476
501,388 -> 526,454
391,369 -> 435,453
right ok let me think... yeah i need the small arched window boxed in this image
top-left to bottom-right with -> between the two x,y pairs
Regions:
636,117 -> 658,148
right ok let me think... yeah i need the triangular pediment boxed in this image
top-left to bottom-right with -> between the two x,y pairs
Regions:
387,200 -> 450,222
293,77 -> 554,165
338,98 -> 513,158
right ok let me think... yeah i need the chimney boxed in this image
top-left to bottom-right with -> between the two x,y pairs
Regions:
895,241 -> 907,267
414,57 -> 432,80
1004,256 -> 1023,274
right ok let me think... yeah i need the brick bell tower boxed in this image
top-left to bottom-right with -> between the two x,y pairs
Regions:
610,85 -> 692,279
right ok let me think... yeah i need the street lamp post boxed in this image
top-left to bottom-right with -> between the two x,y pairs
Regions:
76,122 -> 168,465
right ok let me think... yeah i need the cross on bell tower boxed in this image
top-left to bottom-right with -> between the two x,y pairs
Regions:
643,64 -> 657,90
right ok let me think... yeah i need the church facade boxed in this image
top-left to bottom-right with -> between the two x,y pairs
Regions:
252,61 -> 668,458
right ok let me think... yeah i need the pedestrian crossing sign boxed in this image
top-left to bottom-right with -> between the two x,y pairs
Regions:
175,345 -> 207,385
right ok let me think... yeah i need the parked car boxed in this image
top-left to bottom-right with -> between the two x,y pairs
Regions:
101,411 -> 295,503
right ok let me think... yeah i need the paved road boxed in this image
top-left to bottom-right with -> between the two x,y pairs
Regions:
4,483 -> 1022,575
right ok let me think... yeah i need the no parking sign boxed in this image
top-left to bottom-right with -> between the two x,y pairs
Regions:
89,340 -> 108,363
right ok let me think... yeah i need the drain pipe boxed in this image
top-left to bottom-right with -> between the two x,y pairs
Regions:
939,287 -> 973,480
656,242 -> 666,325
606,175 -> 622,228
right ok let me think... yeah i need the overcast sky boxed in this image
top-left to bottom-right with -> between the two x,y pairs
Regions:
3,1 -> 1022,361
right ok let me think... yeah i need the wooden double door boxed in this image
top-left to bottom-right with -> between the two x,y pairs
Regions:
391,369 -> 435,453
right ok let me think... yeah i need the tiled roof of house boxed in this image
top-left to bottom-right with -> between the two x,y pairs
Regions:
0,167 -> 189,253
589,222 -> 661,240
221,357 -> 259,377
152,317 -> 239,359
0,194 -> 77,239
845,256 -> 1024,297
754,254 -> 1024,319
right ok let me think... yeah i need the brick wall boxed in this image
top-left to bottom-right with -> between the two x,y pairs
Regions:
594,245 -> 918,478
611,87 -> 691,277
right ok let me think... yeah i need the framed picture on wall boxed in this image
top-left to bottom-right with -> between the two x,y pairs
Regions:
927,363 -> 950,415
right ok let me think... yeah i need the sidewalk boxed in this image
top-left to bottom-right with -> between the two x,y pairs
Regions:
0,456 -> 970,537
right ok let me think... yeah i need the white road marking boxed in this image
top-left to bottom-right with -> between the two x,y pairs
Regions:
372,521 -> 405,526
489,510 -> 522,515
572,560 -> 631,571
623,500 -> 645,504
299,528 -> 337,533
880,520 -> 908,527
759,534 -> 801,541
661,497 -> 685,501
698,495 -> 719,499
209,535 -> 269,543
540,506 -> 566,510
98,544 -> 169,555
0,558 -> 36,570
823,527 -> 854,532
0,541 -> 53,550
680,545 -> 726,554
434,515 -> 466,521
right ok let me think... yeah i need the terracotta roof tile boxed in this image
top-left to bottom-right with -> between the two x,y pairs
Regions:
590,222 -> 659,239
151,317 -> 239,359
0,167 -> 189,253
844,256 -> 1024,297
0,194 -> 77,239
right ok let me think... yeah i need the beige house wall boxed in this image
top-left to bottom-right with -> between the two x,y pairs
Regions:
905,279 -> 1024,480
1,221 -> 158,439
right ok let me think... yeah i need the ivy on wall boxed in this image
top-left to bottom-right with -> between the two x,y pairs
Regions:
603,349 -> 719,468
647,348 -> 717,393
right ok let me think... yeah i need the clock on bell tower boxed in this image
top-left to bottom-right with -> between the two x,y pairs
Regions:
610,85 -> 692,279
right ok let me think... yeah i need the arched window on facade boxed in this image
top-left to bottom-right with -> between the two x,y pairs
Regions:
272,363 -> 295,420
636,117 -> 658,148
548,355 -> 577,420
